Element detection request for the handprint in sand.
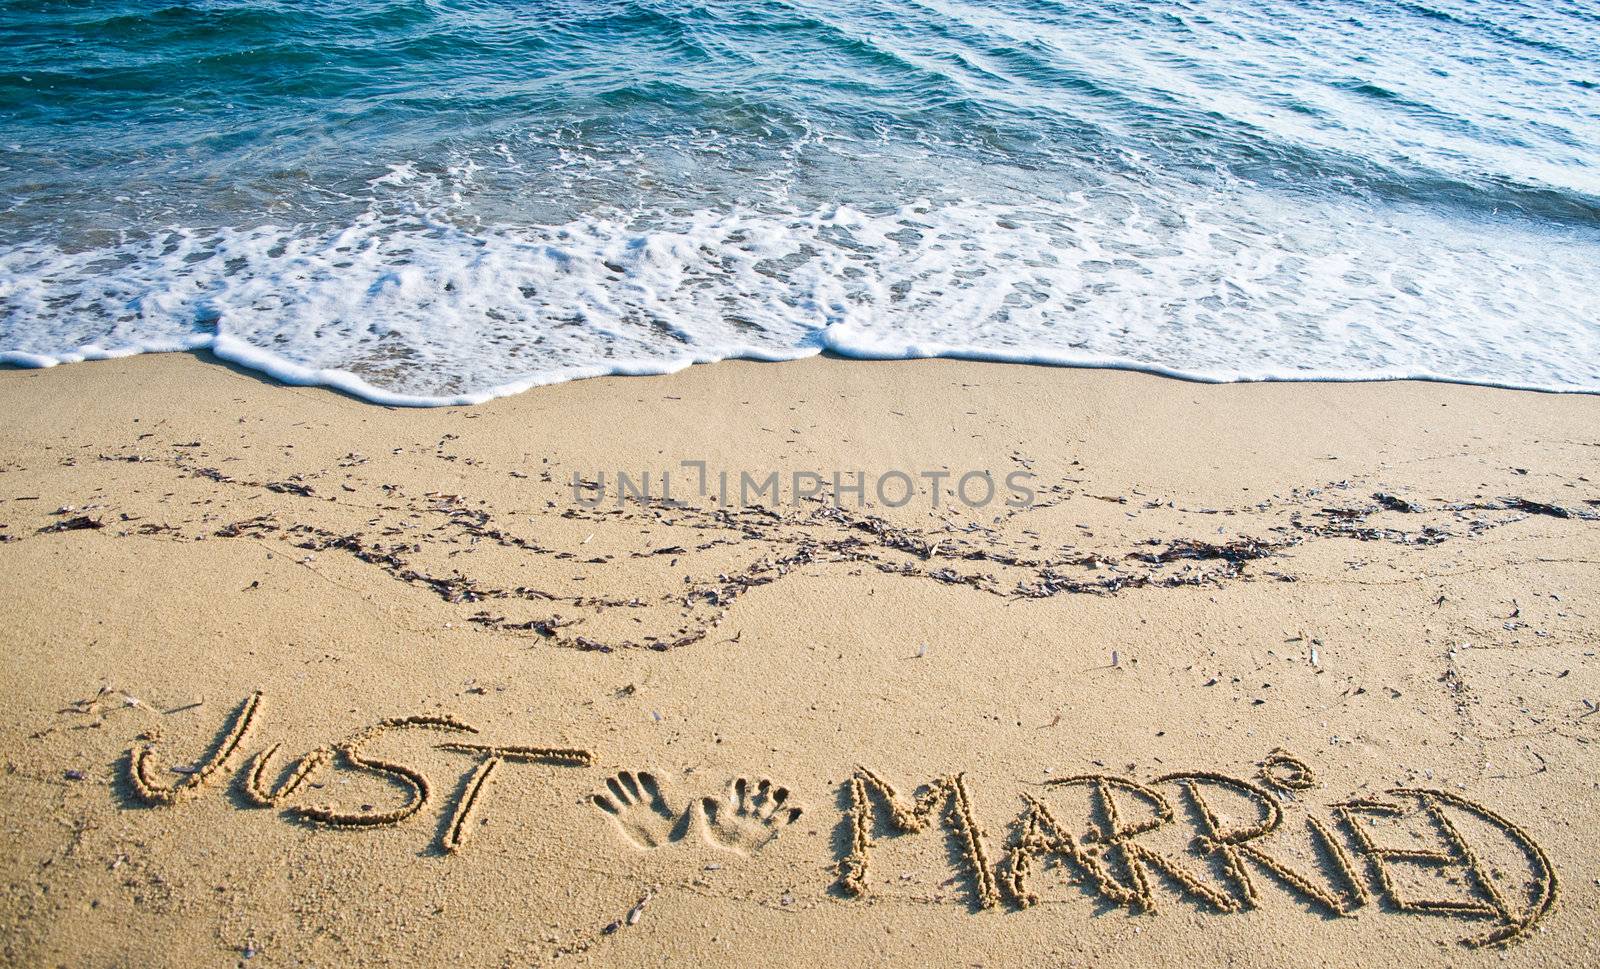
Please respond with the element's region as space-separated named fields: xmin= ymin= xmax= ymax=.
xmin=698 ymin=776 xmax=804 ymax=854
xmin=591 ymin=770 xmax=687 ymax=849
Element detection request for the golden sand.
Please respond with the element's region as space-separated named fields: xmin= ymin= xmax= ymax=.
xmin=1 ymin=353 xmax=1597 ymax=966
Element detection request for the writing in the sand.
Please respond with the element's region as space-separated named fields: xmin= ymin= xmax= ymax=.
xmin=121 ymin=693 xmax=1556 ymax=950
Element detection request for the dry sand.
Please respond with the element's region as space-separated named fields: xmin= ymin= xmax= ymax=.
xmin=1 ymin=352 xmax=1597 ymax=967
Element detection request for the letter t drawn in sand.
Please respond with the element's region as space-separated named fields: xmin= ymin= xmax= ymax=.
xmin=435 ymin=742 xmax=595 ymax=853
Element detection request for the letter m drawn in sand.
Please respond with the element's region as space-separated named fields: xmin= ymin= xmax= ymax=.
xmin=837 ymin=766 xmax=999 ymax=909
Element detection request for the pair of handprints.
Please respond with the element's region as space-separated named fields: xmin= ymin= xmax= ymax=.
xmin=591 ymin=770 xmax=803 ymax=855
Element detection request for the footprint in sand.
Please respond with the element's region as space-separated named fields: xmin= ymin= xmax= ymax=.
xmin=698 ymin=776 xmax=804 ymax=854
xmin=591 ymin=770 xmax=685 ymax=849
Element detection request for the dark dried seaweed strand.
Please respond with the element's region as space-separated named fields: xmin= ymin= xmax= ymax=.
xmin=129 ymin=691 xmax=263 ymax=805
xmin=1389 ymin=788 xmax=1559 ymax=949
xmin=443 ymin=755 xmax=501 ymax=853
xmin=126 ymin=454 xmax=1599 ymax=651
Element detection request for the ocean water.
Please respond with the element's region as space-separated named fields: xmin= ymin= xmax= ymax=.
xmin=1 ymin=0 xmax=1597 ymax=404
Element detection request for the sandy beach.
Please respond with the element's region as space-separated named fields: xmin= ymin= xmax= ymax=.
xmin=1 ymin=352 xmax=1597 ymax=967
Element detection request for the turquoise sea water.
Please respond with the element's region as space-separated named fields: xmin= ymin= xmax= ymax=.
xmin=2 ymin=0 xmax=1598 ymax=402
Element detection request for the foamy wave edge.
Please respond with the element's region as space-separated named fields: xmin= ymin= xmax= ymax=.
xmin=5 ymin=330 xmax=1597 ymax=407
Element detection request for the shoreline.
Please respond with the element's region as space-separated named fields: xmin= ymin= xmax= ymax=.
xmin=2 ymin=352 xmax=1598 ymax=967
xmin=6 ymin=342 xmax=1600 ymax=409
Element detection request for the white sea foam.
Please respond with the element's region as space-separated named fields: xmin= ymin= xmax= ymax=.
xmin=6 ymin=0 xmax=1599 ymax=404
xmin=3 ymin=184 xmax=1598 ymax=404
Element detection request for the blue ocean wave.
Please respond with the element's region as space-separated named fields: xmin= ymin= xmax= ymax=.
xmin=1 ymin=0 xmax=1597 ymax=399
